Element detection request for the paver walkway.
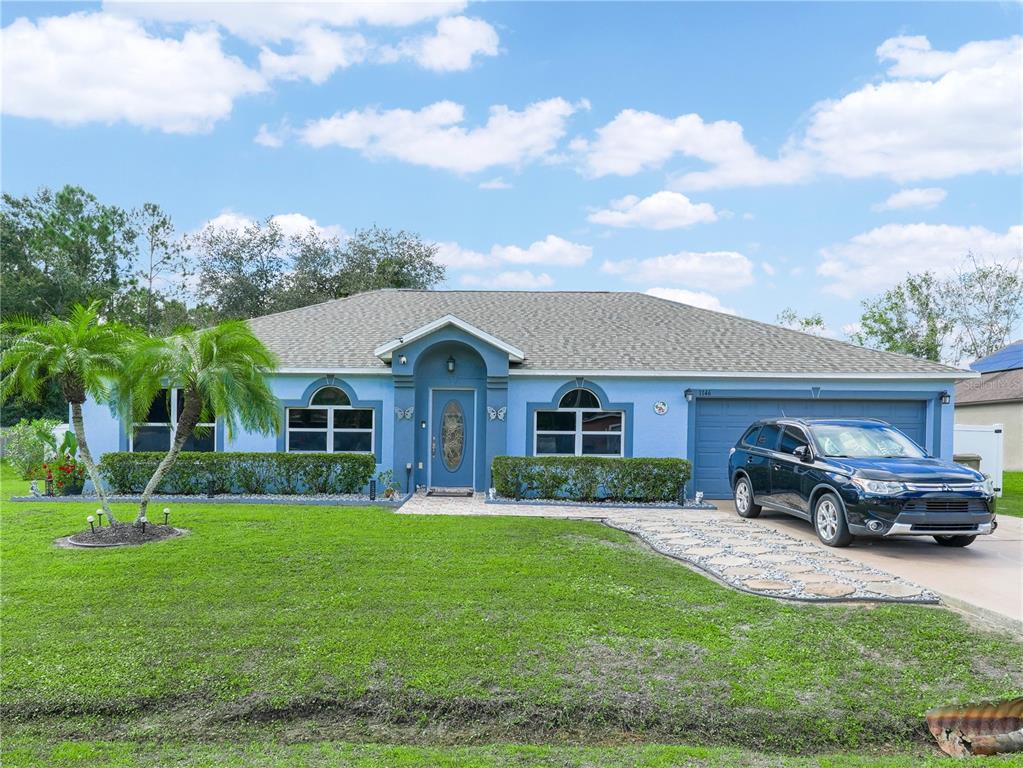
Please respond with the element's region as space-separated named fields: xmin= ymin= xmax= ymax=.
xmin=397 ymin=493 xmax=935 ymax=603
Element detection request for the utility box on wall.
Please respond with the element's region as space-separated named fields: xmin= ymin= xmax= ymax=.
xmin=954 ymin=423 xmax=1004 ymax=497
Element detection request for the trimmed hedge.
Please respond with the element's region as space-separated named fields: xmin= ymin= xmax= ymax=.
xmin=492 ymin=456 xmax=691 ymax=503
xmin=99 ymin=452 xmax=376 ymax=496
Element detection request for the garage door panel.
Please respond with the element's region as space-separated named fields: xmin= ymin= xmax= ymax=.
xmin=693 ymin=398 xmax=928 ymax=498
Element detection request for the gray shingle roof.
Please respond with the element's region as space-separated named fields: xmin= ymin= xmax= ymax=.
xmin=246 ymin=289 xmax=969 ymax=376
xmin=956 ymin=369 xmax=1023 ymax=404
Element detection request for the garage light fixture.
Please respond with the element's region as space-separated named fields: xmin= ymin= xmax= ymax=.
xmin=447 ymin=356 xmax=456 ymax=373
xmin=684 ymin=389 xmax=694 ymax=402
xmin=940 ymin=391 xmax=951 ymax=405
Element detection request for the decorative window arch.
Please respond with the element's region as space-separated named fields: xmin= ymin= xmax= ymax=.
xmin=533 ymin=386 xmax=625 ymax=457
xmin=286 ymin=384 xmax=374 ymax=454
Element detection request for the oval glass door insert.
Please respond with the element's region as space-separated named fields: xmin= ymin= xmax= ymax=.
xmin=441 ymin=400 xmax=465 ymax=471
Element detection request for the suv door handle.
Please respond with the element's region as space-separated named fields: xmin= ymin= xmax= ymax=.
xmin=772 ymin=463 xmax=783 ymax=470
xmin=746 ymin=456 xmax=754 ymax=463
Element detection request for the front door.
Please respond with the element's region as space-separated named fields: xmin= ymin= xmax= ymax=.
xmin=430 ymin=389 xmax=475 ymax=488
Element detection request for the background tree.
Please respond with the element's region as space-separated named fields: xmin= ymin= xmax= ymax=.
xmin=851 ymin=257 xmax=1022 ymax=364
xmin=776 ymin=308 xmax=829 ymax=337
xmin=131 ymin=203 xmax=191 ymax=334
xmin=190 ymin=218 xmax=288 ymax=321
xmin=945 ymin=253 xmax=1023 ymax=362
xmin=0 ymin=302 xmax=136 ymax=521
xmin=850 ymin=272 xmax=952 ymax=362
xmin=126 ymin=321 xmax=279 ymax=522
xmin=0 ymin=186 xmax=137 ymax=321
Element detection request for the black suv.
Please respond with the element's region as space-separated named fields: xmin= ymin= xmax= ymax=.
xmin=727 ymin=418 xmax=996 ymax=547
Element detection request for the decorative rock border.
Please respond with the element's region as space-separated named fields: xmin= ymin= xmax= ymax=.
xmin=14 ymin=491 xmax=413 ymax=508
xmin=485 ymin=496 xmax=718 ymax=511
xmin=605 ymin=513 xmax=939 ymax=604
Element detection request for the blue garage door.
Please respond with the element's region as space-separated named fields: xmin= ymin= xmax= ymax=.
xmin=693 ymin=398 xmax=928 ymax=498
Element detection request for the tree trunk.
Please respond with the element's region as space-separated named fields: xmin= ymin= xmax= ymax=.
xmin=137 ymin=387 xmax=202 ymax=523
xmin=70 ymin=401 xmax=117 ymax=524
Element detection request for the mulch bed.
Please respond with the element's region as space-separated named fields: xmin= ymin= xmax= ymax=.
xmin=66 ymin=523 xmax=184 ymax=548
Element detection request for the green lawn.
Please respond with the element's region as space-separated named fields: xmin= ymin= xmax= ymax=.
xmin=1 ymin=460 xmax=33 ymax=499
xmin=2 ymin=497 xmax=1021 ymax=767
xmin=999 ymin=471 xmax=1023 ymax=518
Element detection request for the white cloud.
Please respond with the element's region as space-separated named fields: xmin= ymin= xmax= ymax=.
xmin=818 ymin=223 xmax=1023 ymax=298
xmin=259 ymin=27 xmax=368 ymax=83
xmin=388 ymin=16 xmax=499 ymax=72
xmin=300 ymin=99 xmax=580 ymax=174
xmin=761 ymin=262 xmax=776 ymax=276
xmin=254 ymin=122 xmax=287 ymax=148
xmin=572 ymin=35 xmax=1021 ymax=189
xmin=491 ymin=235 xmax=591 ymax=267
xmin=804 ymin=35 xmax=1022 ymax=182
xmin=460 ymin=270 xmax=553 ymax=290
xmin=435 ymin=235 xmax=591 ymax=271
xmin=872 ymin=187 xmax=947 ymax=212
xmin=434 ymin=242 xmax=493 ymax=270
xmin=588 ymin=191 xmax=717 ymax=230
xmin=572 ymin=108 xmax=812 ymax=189
xmin=601 ymin=251 xmax=754 ymax=291
xmin=478 ymin=177 xmax=511 ymax=190
xmin=104 ymin=2 xmax=465 ymax=42
xmin=201 ymin=211 xmax=344 ymax=239
xmin=1 ymin=12 xmax=265 ymax=133
xmin=644 ymin=287 xmax=737 ymax=315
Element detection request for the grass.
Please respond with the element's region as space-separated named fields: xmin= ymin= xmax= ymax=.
xmin=1 ymin=495 xmax=1021 ymax=768
xmin=1 ymin=460 xmax=33 ymax=499
xmin=999 ymin=471 xmax=1023 ymax=518
xmin=7 ymin=735 xmax=1023 ymax=768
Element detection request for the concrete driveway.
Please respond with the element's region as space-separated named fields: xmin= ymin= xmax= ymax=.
xmin=709 ymin=499 xmax=1023 ymax=630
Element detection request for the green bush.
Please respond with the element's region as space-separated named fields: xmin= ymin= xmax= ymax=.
xmin=492 ymin=456 xmax=691 ymax=503
xmin=0 ymin=418 xmax=62 ymax=479
xmin=99 ymin=452 xmax=376 ymax=495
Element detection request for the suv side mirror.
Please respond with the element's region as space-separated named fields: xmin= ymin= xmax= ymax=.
xmin=793 ymin=445 xmax=813 ymax=463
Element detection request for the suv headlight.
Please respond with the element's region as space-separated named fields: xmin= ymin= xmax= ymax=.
xmin=851 ymin=477 xmax=907 ymax=496
xmin=973 ymin=476 xmax=995 ymax=495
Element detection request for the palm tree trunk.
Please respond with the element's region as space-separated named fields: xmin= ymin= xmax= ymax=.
xmin=70 ymin=401 xmax=116 ymax=524
xmin=137 ymin=390 xmax=202 ymax=523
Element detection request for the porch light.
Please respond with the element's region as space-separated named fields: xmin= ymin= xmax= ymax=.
xmin=447 ymin=356 xmax=456 ymax=373
xmin=940 ymin=391 xmax=951 ymax=405
xmin=398 ymin=354 xmax=407 ymax=365
xmin=684 ymin=389 xmax=694 ymax=402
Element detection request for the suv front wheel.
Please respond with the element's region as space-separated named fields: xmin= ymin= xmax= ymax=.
xmin=733 ymin=475 xmax=761 ymax=518
xmin=813 ymin=492 xmax=852 ymax=547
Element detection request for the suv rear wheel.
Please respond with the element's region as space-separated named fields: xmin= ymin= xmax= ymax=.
xmin=733 ymin=476 xmax=761 ymax=518
xmin=813 ymin=492 xmax=852 ymax=547
xmin=933 ymin=535 xmax=976 ymax=547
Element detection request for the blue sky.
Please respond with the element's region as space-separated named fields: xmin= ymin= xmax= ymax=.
xmin=2 ymin=2 xmax=1020 ymax=337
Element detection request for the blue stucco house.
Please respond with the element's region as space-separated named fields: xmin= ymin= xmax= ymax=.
xmin=82 ymin=290 xmax=974 ymax=498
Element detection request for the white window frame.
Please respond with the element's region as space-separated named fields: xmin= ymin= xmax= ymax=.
xmin=533 ymin=396 xmax=625 ymax=458
xmin=130 ymin=388 xmax=216 ymax=452
xmin=285 ymin=388 xmax=374 ymax=454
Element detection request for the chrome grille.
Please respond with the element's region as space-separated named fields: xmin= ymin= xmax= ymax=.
xmin=904 ymin=482 xmax=977 ymax=492
xmin=903 ymin=498 xmax=989 ymax=514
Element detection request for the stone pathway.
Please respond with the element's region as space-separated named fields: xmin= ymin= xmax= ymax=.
xmin=397 ymin=493 xmax=936 ymax=604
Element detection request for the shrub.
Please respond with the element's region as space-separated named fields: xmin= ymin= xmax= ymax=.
xmin=491 ymin=456 xmax=691 ymax=503
xmin=99 ymin=452 xmax=376 ymax=496
xmin=0 ymin=418 xmax=62 ymax=479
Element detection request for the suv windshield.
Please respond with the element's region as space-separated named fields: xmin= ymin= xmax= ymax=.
xmin=809 ymin=424 xmax=926 ymax=459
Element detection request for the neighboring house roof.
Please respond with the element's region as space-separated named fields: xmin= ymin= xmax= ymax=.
xmin=970 ymin=340 xmax=1023 ymax=374
xmin=246 ymin=289 xmax=970 ymax=377
xmin=956 ymin=368 xmax=1023 ymax=405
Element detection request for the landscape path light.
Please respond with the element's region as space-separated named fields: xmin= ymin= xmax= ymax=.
xmin=87 ymin=515 xmax=95 ymax=533
xmin=163 ymin=507 xmax=170 ymax=525
xmin=96 ymin=509 xmax=104 ymax=526
xmin=140 ymin=515 xmax=147 ymax=534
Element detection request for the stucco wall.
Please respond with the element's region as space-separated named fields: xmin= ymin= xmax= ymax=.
xmin=956 ymin=402 xmax=1023 ymax=471
xmin=80 ymin=372 xmax=959 ymax=491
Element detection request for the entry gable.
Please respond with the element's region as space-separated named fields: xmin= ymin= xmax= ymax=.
xmin=373 ymin=314 xmax=525 ymax=363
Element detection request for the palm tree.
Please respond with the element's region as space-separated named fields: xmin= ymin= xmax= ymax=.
xmin=126 ymin=320 xmax=279 ymax=521
xmin=1 ymin=302 xmax=136 ymax=522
